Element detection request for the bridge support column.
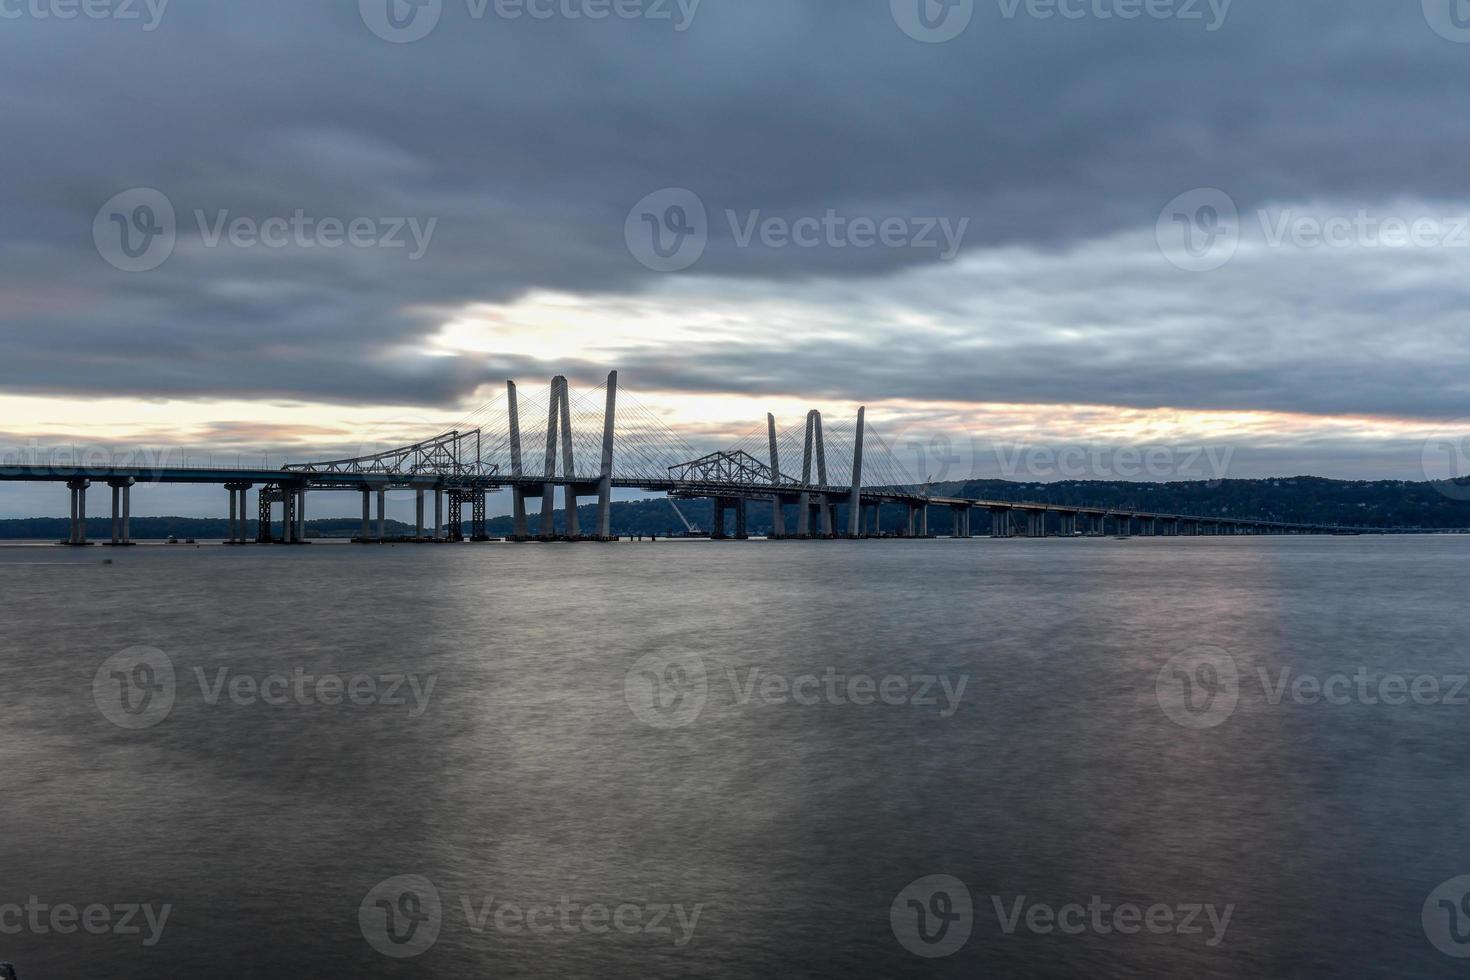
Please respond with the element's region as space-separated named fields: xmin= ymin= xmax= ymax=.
xmin=768 ymin=414 xmax=787 ymax=540
xmin=597 ymin=370 xmax=618 ymax=541
xmin=434 ymin=488 xmax=444 ymax=541
xmin=734 ymin=499 xmax=748 ymax=540
xmin=296 ymin=489 xmax=307 ymax=542
xmin=472 ymin=492 xmax=488 ymax=541
xmin=508 ymin=380 xmax=530 ymax=541
xmin=376 ymin=488 xmax=387 ymax=541
xmin=223 ymin=482 xmax=249 ymax=544
xmin=280 ymin=490 xmax=295 ymax=543
xmin=711 ymin=498 xmax=727 ymax=540
xmin=847 ymin=407 xmax=866 ymax=538
xmin=256 ymin=493 xmax=273 ymax=543
xmin=512 ymin=488 xmax=530 ymax=541
xmin=416 ymin=490 xmax=426 ymax=540
xmin=918 ymin=503 xmax=928 ymax=537
xmin=359 ymin=489 xmax=372 ymax=542
xmin=107 ymin=479 xmax=135 ymax=545
xmin=65 ymin=479 xmax=89 ymax=545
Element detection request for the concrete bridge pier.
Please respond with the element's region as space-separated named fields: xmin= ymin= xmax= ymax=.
xmin=63 ymin=479 xmax=90 ymax=545
xmin=279 ymin=489 xmax=296 ymax=544
xmin=223 ymin=482 xmax=250 ymax=545
xmin=294 ymin=488 xmax=307 ymax=542
xmin=990 ymin=506 xmax=1010 ymax=538
xmin=415 ymin=489 xmax=426 ymax=540
xmin=711 ymin=498 xmax=727 ymax=540
xmin=1115 ymin=514 xmax=1132 ymax=537
xmin=434 ymin=488 xmax=444 ymax=541
xmin=376 ymin=488 xmax=387 ymax=541
xmin=511 ymin=487 xmax=531 ymax=540
xmin=105 ymin=478 xmax=136 ymax=546
xmin=1024 ymin=509 xmax=1046 ymax=538
xmin=358 ymin=488 xmax=372 ymax=542
xmin=734 ymin=498 xmax=748 ymax=540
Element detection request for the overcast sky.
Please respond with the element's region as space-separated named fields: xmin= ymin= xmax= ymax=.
xmin=2 ymin=0 xmax=1469 ymax=516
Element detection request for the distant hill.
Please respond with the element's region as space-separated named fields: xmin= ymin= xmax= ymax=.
xmin=2 ymin=477 xmax=1467 ymax=539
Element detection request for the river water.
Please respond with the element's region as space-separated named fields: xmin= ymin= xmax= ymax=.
xmin=1 ymin=536 xmax=1466 ymax=978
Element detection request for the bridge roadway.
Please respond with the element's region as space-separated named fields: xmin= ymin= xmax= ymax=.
xmin=0 ymin=462 xmax=1358 ymax=545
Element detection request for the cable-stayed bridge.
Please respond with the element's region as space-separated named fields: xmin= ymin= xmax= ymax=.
xmin=1 ymin=371 xmax=1363 ymax=545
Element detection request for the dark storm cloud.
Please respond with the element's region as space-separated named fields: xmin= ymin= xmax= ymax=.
xmin=0 ymin=0 xmax=1468 ymax=416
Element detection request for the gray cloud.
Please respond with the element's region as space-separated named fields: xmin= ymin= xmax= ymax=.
xmin=0 ymin=0 xmax=1467 ymax=431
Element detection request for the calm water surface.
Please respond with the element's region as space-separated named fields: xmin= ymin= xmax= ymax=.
xmin=1 ymin=537 xmax=1466 ymax=978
